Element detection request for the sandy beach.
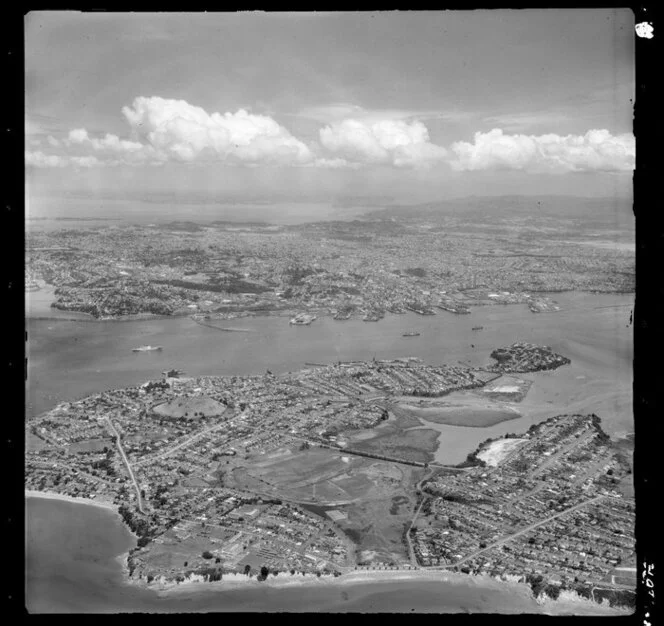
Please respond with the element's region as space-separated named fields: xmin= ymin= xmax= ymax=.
xmin=150 ymin=567 xmax=525 ymax=595
xmin=147 ymin=569 xmax=629 ymax=615
xmin=25 ymin=489 xmax=119 ymax=512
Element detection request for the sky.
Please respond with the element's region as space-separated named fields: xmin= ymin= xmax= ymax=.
xmin=25 ymin=10 xmax=635 ymax=204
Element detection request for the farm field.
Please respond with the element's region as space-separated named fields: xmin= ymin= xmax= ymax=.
xmin=229 ymin=446 xmax=414 ymax=505
xmin=329 ymin=462 xmax=425 ymax=566
xmin=225 ymin=445 xmax=425 ymax=566
xmin=351 ymin=428 xmax=440 ymax=464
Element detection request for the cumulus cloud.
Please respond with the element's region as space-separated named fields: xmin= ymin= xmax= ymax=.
xmin=66 ymin=127 xmax=161 ymax=165
xmin=121 ymin=96 xmax=314 ymax=165
xmin=68 ymin=128 xmax=90 ymax=144
xmin=306 ymin=157 xmax=360 ymax=170
xmin=25 ymin=96 xmax=635 ymax=175
xmin=28 ymin=97 xmax=317 ymax=169
xmin=71 ymin=155 xmax=105 ymax=168
xmin=319 ymin=118 xmax=448 ymax=169
xmin=450 ymin=128 xmax=635 ymax=173
xmin=26 ymin=151 xmax=66 ymax=168
xmin=25 ymin=151 xmax=104 ymax=168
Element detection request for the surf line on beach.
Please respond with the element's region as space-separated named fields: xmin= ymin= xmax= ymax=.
xmin=145 ymin=567 xmax=510 ymax=595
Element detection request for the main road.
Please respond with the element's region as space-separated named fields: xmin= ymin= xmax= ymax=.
xmin=105 ymin=417 xmax=145 ymax=513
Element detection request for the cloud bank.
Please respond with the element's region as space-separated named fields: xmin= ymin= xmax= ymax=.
xmin=319 ymin=118 xmax=448 ymax=169
xmin=121 ymin=96 xmax=314 ymax=166
xmin=450 ymin=128 xmax=635 ymax=173
xmin=25 ymin=151 xmax=104 ymax=168
xmin=25 ymin=96 xmax=634 ymax=174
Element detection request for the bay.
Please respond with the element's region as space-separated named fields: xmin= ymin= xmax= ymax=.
xmin=26 ymin=198 xmax=376 ymax=227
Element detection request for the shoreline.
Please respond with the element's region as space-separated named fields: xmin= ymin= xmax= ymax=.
xmin=25 ymin=489 xmax=119 ymax=512
xmin=23 ymin=494 xmax=525 ymax=598
xmin=137 ymin=568 xmax=630 ymax=615
xmin=25 ymin=492 xmax=631 ymax=615
xmin=145 ymin=568 xmax=525 ymax=596
xmin=26 ymin=288 xmax=634 ymax=326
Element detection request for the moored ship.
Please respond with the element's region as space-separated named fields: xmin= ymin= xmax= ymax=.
xmin=402 ymin=332 xmax=421 ymax=337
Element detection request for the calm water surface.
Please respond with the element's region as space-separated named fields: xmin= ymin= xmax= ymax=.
xmin=26 ymin=199 xmax=376 ymax=227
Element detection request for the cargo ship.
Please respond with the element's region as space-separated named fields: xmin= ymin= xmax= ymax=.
xmin=132 ymin=345 xmax=163 ymax=352
xmin=402 ymin=332 xmax=421 ymax=337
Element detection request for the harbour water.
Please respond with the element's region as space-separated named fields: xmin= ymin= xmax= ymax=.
xmin=26 ymin=198 xmax=377 ymax=228
xmin=26 ymin=291 xmax=634 ymax=451
xmin=25 ymin=290 xmax=633 ymax=613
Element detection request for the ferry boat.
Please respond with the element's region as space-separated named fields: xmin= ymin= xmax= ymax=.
xmin=132 ymin=345 xmax=163 ymax=352
xmin=402 ymin=332 xmax=421 ymax=337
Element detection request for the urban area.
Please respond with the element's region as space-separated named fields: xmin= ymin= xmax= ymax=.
xmin=25 ymin=341 xmax=635 ymax=608
xmin=26 ymin=203 xmax=634 ymax=322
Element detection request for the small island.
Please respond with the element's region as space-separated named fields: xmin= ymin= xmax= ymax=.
xmin=489 ymin=343 xmax=571 ymax=373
